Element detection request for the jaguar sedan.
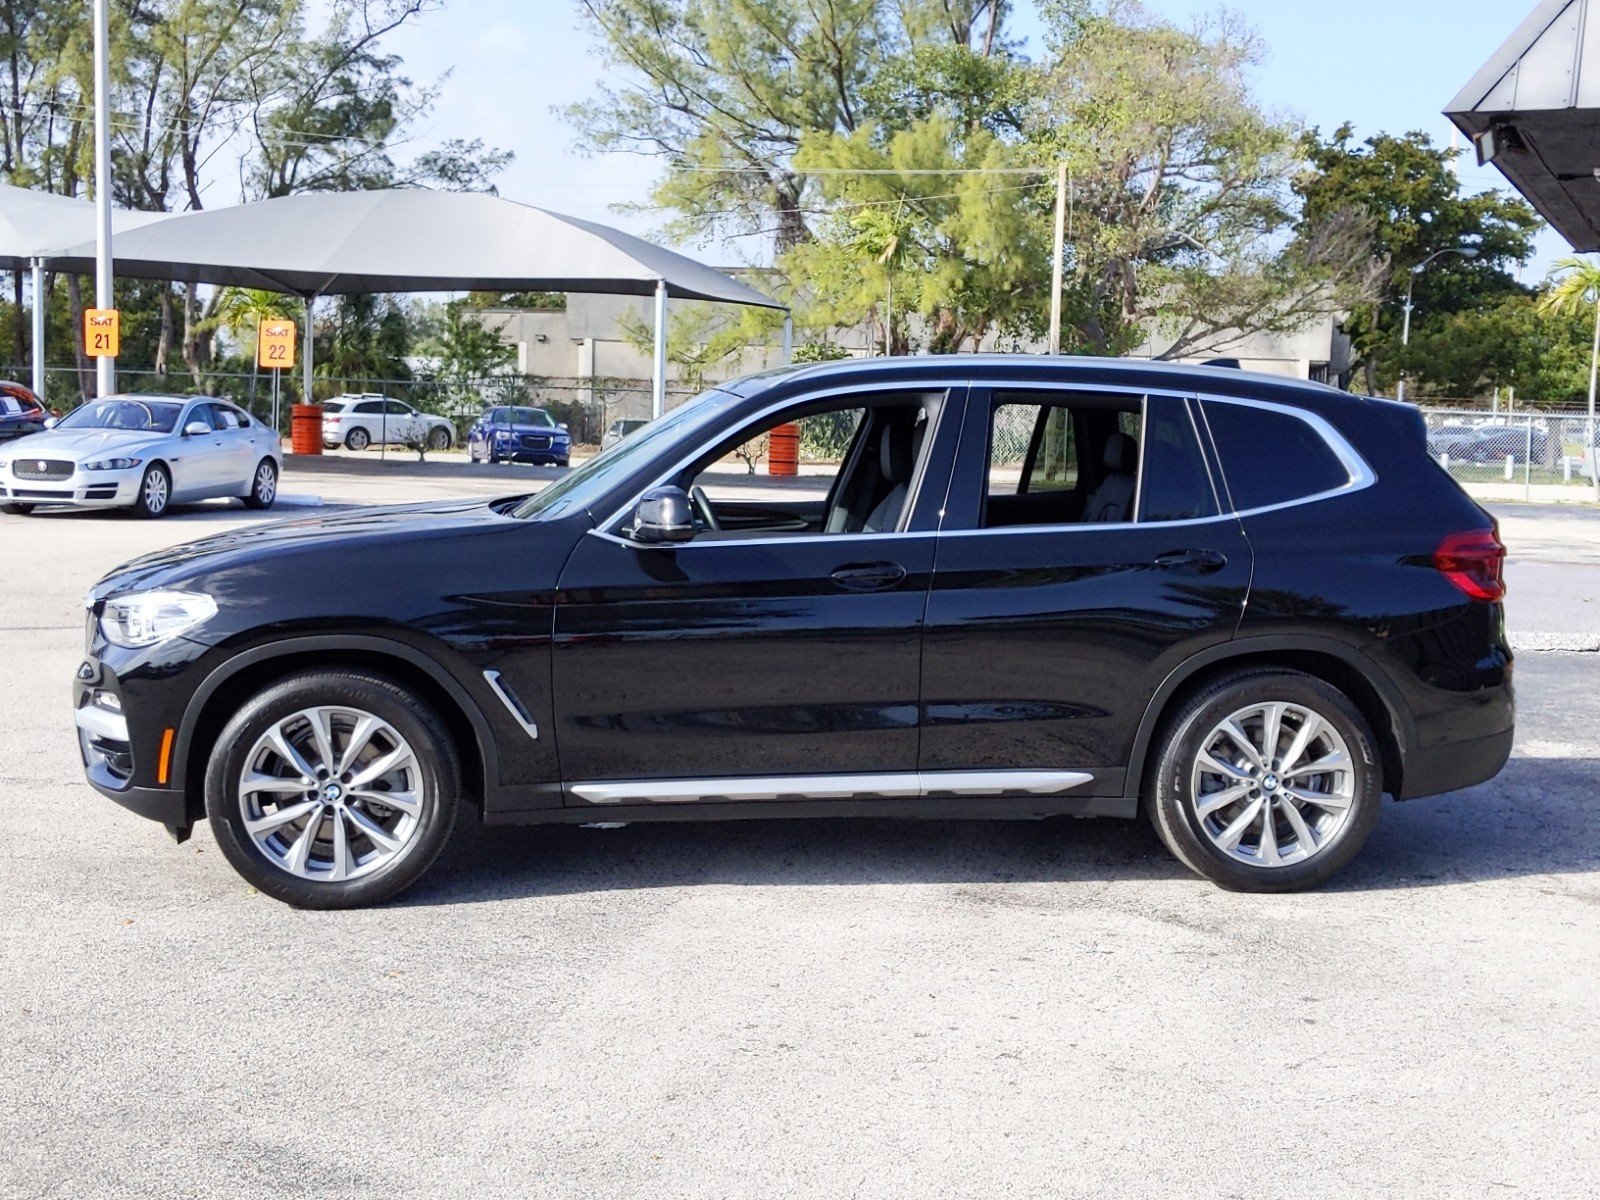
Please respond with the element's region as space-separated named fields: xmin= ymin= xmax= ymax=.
xmin=75 ymin=357 xmax=1512 ymax=907
xmin=1 ymin=395 xmax=280 ymax=518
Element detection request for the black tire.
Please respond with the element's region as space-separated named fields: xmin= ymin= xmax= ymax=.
xmin=0 ymin=501 xmax=33 ymax=515
xmin=130 ymin=462 xmax=172 ymax=519
xmin=344 ymin=427 xmax=371 ymax=452
xmin=1145 ymin=669 xmax=1381 ymax=893
xmin=243 ymin=458 xmax=278 ymax=509
xmin=487 ymin=445 xmax=501 ymax=465
xmin=205 ymin=670 xmax=462 ymax=909
xmin=428 ymin=426 xmax=452 ymax=451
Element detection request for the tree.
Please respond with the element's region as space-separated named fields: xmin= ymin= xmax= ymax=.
xmin=416 ymin=301 xmax=517 ymax=404
xmin=567 ymin=0 xmax=1009 ymax=253
xmin=1538 ymin=256 xmax=1600 ymax=417
xmin=1026 ymin=1 xmax=1379 ymax=359
xmin=1296 ymin=125 xmax=1541 ymax=391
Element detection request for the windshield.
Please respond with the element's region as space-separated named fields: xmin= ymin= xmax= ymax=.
xmin=512 ymin=389 xmax=740 ymax=521
xmin=55 ymin=398 xmax=184 ymax=433
xmin=493 ymin=407 xmax=554 ymax=427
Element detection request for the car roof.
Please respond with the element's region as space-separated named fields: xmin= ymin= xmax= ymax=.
xmin=721 ymin=354 xmax=1366 ymax=412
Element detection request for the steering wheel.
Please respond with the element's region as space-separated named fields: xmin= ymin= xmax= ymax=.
xmin=690 ymin=485 xmax=722 ymax=532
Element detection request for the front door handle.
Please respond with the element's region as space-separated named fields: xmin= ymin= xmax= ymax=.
xmin=1153 ymin=548 xmax=1228 ymax=574
xmin=830 ymin=562 xmax=907 ymax=591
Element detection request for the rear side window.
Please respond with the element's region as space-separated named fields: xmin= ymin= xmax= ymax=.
xmin=353 ymin=401 xmax=382 ymax=414
xmin=1203 ymin=400 xmax=1350 ymax=512
xmin=1140 ymin=397 xmax=1218 ymax=523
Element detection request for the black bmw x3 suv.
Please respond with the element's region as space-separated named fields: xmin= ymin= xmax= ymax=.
xmin=74 ymin=356 xmax=1513 ymax=907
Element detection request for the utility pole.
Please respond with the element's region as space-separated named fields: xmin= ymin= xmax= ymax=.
xmin=1048 ymin=162 xmax=1067 ymax=356
xmin=92 ymin=0 xmax=115 ymax=398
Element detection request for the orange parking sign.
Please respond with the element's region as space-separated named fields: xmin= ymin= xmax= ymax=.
xmin=84 ymin=308 xmax=119 ymax=358
xmin=257 ymin=318 xmax=297 ymax=369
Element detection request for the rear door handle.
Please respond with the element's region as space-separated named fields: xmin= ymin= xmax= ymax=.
xmin=830 ymin=562 xmax=907 ymax=591
xmin=1153 ymin=549 xmax=1228 ymax=573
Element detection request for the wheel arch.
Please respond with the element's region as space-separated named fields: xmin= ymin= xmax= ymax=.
xmin=173 ymin=635 xmax=497 ymax=824
xmin=1127 ymin=636 xmax=1413 ymax=804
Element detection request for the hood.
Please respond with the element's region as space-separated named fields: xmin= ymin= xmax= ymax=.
xmin=91 ymin=496 xmax=522 ymax=600
xmin=5 ymin=427 xmax=167 ymax=460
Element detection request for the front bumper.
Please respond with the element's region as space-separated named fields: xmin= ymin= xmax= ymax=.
xmin=2 ymin=466 xmax=141 ymax=507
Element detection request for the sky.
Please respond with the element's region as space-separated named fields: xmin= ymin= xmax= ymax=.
xmin=364 ymin=0 xmax=1566 ymax=277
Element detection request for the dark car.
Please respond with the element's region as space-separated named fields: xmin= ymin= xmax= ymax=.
xmin=1457 ymin=425 xmax=1551 ymax=465
xmin=466 ymin=405 xmax=571 ymax=466
xmin=75 ymin=357 xmax=1513 ymax=908
xmin=0 ymin=383 xmax=49 ymax=443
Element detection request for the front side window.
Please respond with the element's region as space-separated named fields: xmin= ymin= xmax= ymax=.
xmin=1203 ymin=399 xmax=1351 ymax=512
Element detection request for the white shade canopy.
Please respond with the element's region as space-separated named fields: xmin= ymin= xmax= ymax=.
xmin=0 ymin=183 xmax=168 ymax=269
xmin=40 ymin=187 xmax=786 ymax=309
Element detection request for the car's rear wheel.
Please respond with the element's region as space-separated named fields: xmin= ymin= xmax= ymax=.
xmin=243 ymin=458 xmax=278 ymax=509
xmin=1146 ymin=669 xmax=1381 ymax=892
xmin=131 ymin=462 xmax=171 ymax=519
xmin=0 ymin=501 xmax=33 ymax=515
xmin=344 ymin=427 xmax=370 ymax=452
xmin=428 ymin=426 xmax=451 ymax=451
xmin=206 ymin=671 xmax=460 ymax=909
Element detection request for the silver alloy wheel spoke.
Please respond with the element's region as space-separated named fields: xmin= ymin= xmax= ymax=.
xmin=237 ymin=705 xmax=426 ymax=884
xmin=1189 ymin=699 xmax=1356 ymax=869
xmin=257 ymin=463 xmax=276 ymax=501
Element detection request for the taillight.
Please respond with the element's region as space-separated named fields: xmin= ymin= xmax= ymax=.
xmin=1434 ymin=528 xmax=1506 ymax=601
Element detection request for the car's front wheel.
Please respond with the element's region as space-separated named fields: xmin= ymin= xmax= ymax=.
xmin=428 ymin=426 xmax=452 ymax=451
xmin=130 ymin=462 xmax=171 ymax=519
xmin=1146 ymin=669 xmax=1381 ymax=893
xmin=205 ymin=671 xmax=461 ymax=909
xmin=243 ymin=458 xmax=278 ymax=509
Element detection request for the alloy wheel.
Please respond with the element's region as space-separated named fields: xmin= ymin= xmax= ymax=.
xmin=143 ymin=468 xmax=168 ymax=514
xmin=237 ymin=706 xmax=427 ymax=882
xmin=255 ymin=462 xmax=277 ymax=504
xmin=1189 ymin=700 xmax=1356 ymax=868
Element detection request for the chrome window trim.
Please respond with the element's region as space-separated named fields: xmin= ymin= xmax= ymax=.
xmin=586 ymin=378 xmax=1375 ymax=551
xmin=570 ymin=768 xmax=1095 ymax=805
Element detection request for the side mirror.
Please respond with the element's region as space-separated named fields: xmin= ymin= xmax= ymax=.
xmin=630 ymin=485 xmax=696 ymax=544
xmin=183 ymin=420 xmax=210 ymax=437
xmin=43 ymin=416 xmax=58 ymax=430
xmin=558 ymin=422 xmax=569 ymax=431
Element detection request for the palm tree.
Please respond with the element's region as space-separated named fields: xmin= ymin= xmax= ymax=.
xmin=213 ymin=288 xmax=299 ymax=422
xmin=1538 ymin=256 xmax=1600 ymax=421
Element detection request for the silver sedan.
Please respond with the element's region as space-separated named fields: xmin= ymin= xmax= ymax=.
xmin=0 ymin=395 xmax=281 ymax=518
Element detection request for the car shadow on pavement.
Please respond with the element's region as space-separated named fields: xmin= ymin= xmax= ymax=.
xmin=396 ymin=755 xmax=1600 ymax=906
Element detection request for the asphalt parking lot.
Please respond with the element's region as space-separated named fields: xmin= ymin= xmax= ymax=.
xmin=2 ymin=469 xmax=1598 ymax=1199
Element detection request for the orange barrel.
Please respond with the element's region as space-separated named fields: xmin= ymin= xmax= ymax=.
xmin=290 ymin=404 xmax=324 ymax=456
xmin=768 ymin=422 xmax=799 ymax=476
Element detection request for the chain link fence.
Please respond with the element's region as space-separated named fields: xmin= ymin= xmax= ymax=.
xmin=1419 ymin=407 xmax=1600 ymax=500
xmin=2 ymin=366 xmax=701 ymax=451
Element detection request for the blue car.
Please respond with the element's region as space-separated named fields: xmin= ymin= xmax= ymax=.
xmin=467 ymin=405 xmax=571 ymax=467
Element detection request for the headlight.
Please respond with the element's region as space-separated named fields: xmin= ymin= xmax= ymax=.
xmin=100 ymin=590 xmax=217 ymax=648
xmin=84 ymin=457 xmax=143 ymax=471
xmin=493 ymin=429 xmax=515 ymax=439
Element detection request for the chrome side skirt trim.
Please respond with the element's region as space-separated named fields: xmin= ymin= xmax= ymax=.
xmin=570 ymin=769 xmax=1094 ymax=806
xmin=483 ymin=670 xmax=539 ymax=740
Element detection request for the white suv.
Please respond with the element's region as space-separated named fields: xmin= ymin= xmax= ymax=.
xmin=321 ymin=395 xmax=454 ymax=451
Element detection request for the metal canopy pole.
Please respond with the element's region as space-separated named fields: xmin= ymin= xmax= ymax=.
xmin=782 ymin=314 xmax=793 ymax=363
xmin=92 ymin=0 xmax=115 ymax=398
xmin=1048 ymin=162 xmax=1067 ymax=355
xmin=30 ymin=258 xmax=45 ymax=400
xmin=651 ymin=279 xmax=668 ymax=419
xmin=303 ymin=293 xmax=317 ymax=411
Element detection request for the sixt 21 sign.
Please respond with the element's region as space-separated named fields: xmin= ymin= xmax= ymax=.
xmin=84 ymin=308 xmax=120 ymax=358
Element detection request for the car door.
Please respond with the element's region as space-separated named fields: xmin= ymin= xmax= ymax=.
xmin=169 ymin=402 xmax=229 ymax=499
xmin=385 ymin=400 xmax=420 ymax=444
xmin=918 ymin=384 xmax=1252 ymax=795
xmin=210 ymin=404 xmax=259 ymax=491
xmin=548 ymin=385 xmax=964 ymax=801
